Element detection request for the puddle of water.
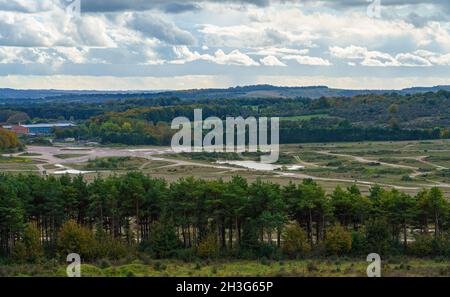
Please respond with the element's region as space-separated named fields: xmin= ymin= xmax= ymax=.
xmin=126 ymin=148 xmax=175 ymax=155
xmin=53 ymin=164 xmax=93 ymax=175
xmin=216 ymin=160 xmax=304 ymax=171
xmin=149 ymin=157 xmax=167 ymax=161
xmin=53 ymin=169 xmax=94 ymax=175
xmin=145 ymin=150 xmax=175 ymax=155
xmin=60 ymin=147 xmax=92 ymax=151
xmin=287 ymin=165 xmax=305 ymax=170
xmin=217 ymin=160 xmax=281 ymax=171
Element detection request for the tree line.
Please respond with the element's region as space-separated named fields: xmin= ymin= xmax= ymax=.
xmin=0 ymin=173 xmax=449 ymax=263
xmin=5 ymin=90 xmax=450 ymax=145
xmin=54 ymin=111 xmax=449 ymax=146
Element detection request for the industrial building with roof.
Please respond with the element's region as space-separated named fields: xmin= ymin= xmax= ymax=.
xmin=2 ymin=123 xmax=76 ymax=135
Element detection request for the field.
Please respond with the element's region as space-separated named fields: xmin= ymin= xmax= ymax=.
xmin=1 ymin=140 xmax=449 ymax=278
xmin=280 ymin=114 xmax=338 ymax=121
xmin=1 ymin=258 xmax=448 ymax=277
xmin=2 ymin=139 xmax=450 ymax=195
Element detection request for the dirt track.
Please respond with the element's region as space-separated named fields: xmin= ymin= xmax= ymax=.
xmin=3 ymin=145 xmax=449 ymax=191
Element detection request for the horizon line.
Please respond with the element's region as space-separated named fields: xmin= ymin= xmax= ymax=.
xmin=1 ymin=84 xmax=449 ymax=93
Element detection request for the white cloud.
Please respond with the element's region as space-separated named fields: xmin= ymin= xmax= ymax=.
xmin=0 ymin=0 xmax=55 ymax=13
xmin=0 ymin=11 xmax=115 ymax=47
xmin=260 ymin=55 xmax=286 ymax=66
xmin=0 ymin=12 xmax=59 ymax=46
xmin=0 ymin=1 xmax=449 ymax=89
xmin=414 ymin=50 xmax=450 ymax=66
xmin=330 ymin=45 xmax=439 ymax=67
xmin=329 ymin=45 xmax=368 ymax=60
xmin=212 ymin=49 xmax=259 ymax=66
xmin=395 ymin=53 xmax=432 ymax=67
xmin=199 ymin=23 xmax=316 ymax=48
xmin=0 ymin=47 xmax=89 ymax=65
xmin=172 ymin=46 xmax=259 ymax=66
xmin=249 ymin=47 xmax=310 ymax=56
xmin=425 ymin=22 xmax=450 ymax=51
xmin=72 ymin=16 xmax=116 ymax=47
xmin=282 ymin=55 xmax=332 ymax=66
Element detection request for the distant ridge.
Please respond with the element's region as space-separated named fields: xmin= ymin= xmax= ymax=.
xmin=0 ymin=89 xmax=159 ymax=100
xmin=147 ymin=84 xmax=450 ymax=99
xmin=1 ymin=84 xmax=450 ymax=101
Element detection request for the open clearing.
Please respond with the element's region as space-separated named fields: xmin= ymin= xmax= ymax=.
xmin=1 ymin=258 xmax=448 ymax=277
xmin=1 ymin=139 xmax=450 ymax=195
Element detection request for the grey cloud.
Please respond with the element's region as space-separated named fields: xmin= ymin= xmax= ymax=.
xmin=80 ymin=0 xmax=166 ymax=13
xmin=161 ymin=3 xmax=201 ymax=14
xmin=304 ymin=0 xmax=449 ymax=8
xmin=1 ymin=0 xmax=449 ymax=14
xmin=0 ymin=19 xmax=53 ymax=46
xmin=301 ymin=0 xmax=450 ymax=19
xmin=0 ymin=0 xmax=55 ymax=13
xmin=79 ymin=0 xmax=271 ymax=13
xmin=128 ymin=14 xmax=196 ymax=45
xmin=406 ymin=12 xmax=432 ymax=27
xmin=302 ymin=0 xmax=450 ymax=25
xmin=264 ymin=28 xmax=291 ymax=44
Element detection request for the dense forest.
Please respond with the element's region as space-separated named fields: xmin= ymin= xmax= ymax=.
xmin=0 ymin=173 xmax=448 ymax=263
xmin=2 ymin=90 xmax=450 ymax=145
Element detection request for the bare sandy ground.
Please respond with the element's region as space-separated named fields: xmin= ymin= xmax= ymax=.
xmin=2 ymin=145 xmax=449 ymax=191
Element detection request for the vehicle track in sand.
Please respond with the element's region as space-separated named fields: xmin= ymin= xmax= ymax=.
xmin=3 ymin=145 xmax=449 ymax=191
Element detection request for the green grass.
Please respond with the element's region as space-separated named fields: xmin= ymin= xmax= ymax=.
xmin=54 ymin=154 xmax=88 ymax=159
xmin=68 ymin=157 xmax=151 ymax=171
xmin=0 ymin=164 xmax=38 ymax=171
xmin=0 ymin=156 xmax=32 ymax=163
xmin=280 ymin=114 xmax=334 ymax=121
xmin=43 ymin=164 xmax=60 ymax=170
xmin=1 ymin=258 xmax=448 ymax=277
xmin=18 ymin=152 xmax=42 ymax=157
xmin=173 ymin=152 xmax=296 ymax=165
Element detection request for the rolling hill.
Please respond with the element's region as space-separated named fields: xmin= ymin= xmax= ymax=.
xmin=2 ymin=85 xmax=450 ymax=101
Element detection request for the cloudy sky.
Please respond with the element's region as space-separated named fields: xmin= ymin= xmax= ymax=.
xmin=0 ymin=0 xmax=450 ymax=90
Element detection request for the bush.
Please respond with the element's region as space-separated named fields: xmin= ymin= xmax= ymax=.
xmin=197 ymin=233 xmax=219 ymax=259
xmin=306 ymin=261 xmax=319 ymax=272
xmin=57 ymin=220 xmax=97 ymax=261
xmin=324 ymin=225 xmax=352 ymax=255
xmin=11 ymin=242 xmax=27 ymax=264
xmin=12 ymin=223 xmax=44 ymax=263
xmin=408 ymin=234 xmax=450 ymax=257
xmin=365 ymin=218 xmax=390 ymax=255
xmin=153 ymin=261 xmax=167 ymax=271
xmin=22 ymin=223 xmax=44 ymax=263
xmin=173 ymin=248 xmax=198 ymax=262
xmin=389 ymin=239 xmax=405 ymax=256
xmin=282 ymin=224 xmax=311 ymax=258
xmin=239 ymin=219 xmax=260 ymax=255
xmin=142 ymin=221 xmax=181 ymax=258
xmin=237 ymin=242 xmax=281 ymax=260
xmin=408 ymin=233 xmax=434 ymax=257
xmin=256 ymin=244 xmax=282 ymax=260
xmin=432 ymin=236 xmax=450 ymax=257
xmin=351 ymin=230 xmax=368 ymax=255
xmin=95 ymin=232 xmax=130 ymax=260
